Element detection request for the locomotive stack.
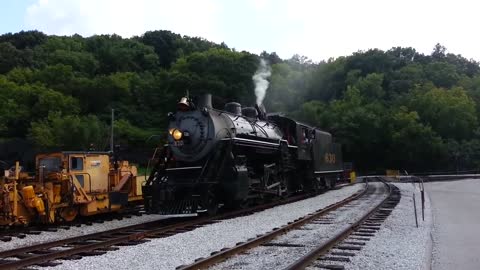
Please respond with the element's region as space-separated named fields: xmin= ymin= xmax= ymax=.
xmin=143 ymin=93 xmax=344 ymax=214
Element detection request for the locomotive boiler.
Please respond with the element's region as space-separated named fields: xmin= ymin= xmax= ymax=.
xmin=142 ymin=94 xmax=343 ymax=214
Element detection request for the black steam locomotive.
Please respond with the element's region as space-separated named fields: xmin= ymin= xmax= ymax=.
xmin=142 ymin=94 xmax=343 ymax=214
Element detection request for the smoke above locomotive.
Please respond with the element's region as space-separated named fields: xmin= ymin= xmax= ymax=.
xmin=252 ymin=58 xmax=271 ymax=106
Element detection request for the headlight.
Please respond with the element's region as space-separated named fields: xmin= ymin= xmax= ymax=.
xmin=172 ymin=129 xmax=183 ymax=141
xmin=168 ymin=128 xmax=175 ymax=135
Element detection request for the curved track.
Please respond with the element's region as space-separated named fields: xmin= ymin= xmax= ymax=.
xmin=178 ymin=178 xmax=399 ymax=270
xmin=0 ymin=188 xmax=335 ymax=269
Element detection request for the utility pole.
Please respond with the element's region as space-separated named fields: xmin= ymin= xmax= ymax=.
xmin=111 ymin=108 xmax=114 ymax=153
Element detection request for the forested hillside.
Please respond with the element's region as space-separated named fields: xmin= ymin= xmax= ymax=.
xmin=1 ymin=30 xmax=480 ymax=172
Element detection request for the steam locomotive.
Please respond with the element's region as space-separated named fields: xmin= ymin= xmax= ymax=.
xmin=142 ymin=94 xmax=343 ymax=214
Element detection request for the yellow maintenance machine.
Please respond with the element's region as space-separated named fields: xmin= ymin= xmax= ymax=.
xmin=0 ymin=152 xmax=141 ymax=226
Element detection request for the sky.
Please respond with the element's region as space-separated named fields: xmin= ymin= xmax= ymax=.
xmin=0 ymin=0 xmax=479 ymax=62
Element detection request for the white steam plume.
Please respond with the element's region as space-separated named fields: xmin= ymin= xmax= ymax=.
xmin=252 ymin=59 xmax=271 ymax=106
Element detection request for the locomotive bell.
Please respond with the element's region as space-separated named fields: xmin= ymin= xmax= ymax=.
xmin=177 ymin=97 xmax=190 ymax=111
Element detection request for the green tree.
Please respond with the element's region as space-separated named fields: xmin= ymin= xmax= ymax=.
xmin=0 ymin=30 xmax=47 ymax=49
xmin=86 ymin=35 xmax=159 ymax=73
xmin=424 ymin=61 xmax=459 ymax=88
xmin=409 ymin=86 xmax=477 ymax=140
xmin=387 ymin=107 xmax=446 ymax=170
xmin=29 ymin=113 xmax=108 ymax=150
xmin=0 ymin=42 xmax=21 ymax=73
xmin=350 ymin=73 xmax=385 ymax=100
xmin=171 ymin=48 xmax=257 ymax=104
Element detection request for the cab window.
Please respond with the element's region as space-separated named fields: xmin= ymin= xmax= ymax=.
xmin=38 ymin=157 xmax=61 ymax=173
xmin=71 ymin=157 xmax=84 ymax=170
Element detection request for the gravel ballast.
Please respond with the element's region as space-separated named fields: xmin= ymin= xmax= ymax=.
xmin=211 ymin=182 xmax=388 ymax=270
xmin=342 ymin=182 xmax=433 ymax=270
xmin=0 ymin=214 xmax=179 ymax=252
xmin=43 ymin=184 xmax=364 ymax=270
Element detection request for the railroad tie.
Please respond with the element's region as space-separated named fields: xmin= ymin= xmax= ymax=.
xmin=364 ymin=222 xmax=382 ymax=226
xmin=0 ymin=236 xmax=12 ymax=242
xmin=42 ymin=228 xmax=59 ymax=232
xmin=312 ymin=263 xmax=345 ymax=270
xmin=145 ymin=234 xmax=167 ymax=239
xmin=343 ymin=241 xmax=366 ymax=246
xmin=16 ymin=233 xmax=26 ymax=239
xmin=25 ymin=230 xmax=42 ymax=235
xmin=296 ymin=227 xmax=315 ymax=230
xmin=318 ymin=256 xmax=351 ymax=262
xmin=351 ymin=233 xmax=374 ymax=237
xmin=357 ymin=229 xmax=377 ymax=233
xmin=360 ymin=225 xmax=381 ymax=230
xmin=330 ymin=251 xmax=355 ymax=257
xmin=63 ymin=254 xmax=83 ymax=260
xmin=159 ymin=231 xmax=177 ymax=236
xmin=335 ymin=245 xmax=362 ymax=251
xmin=367 ymin=218 xmax=385 ymax=222
xmin=349 ymin=237 xmax=370 ymax=241
xmin=36 ymin=261 xmax=63 ymax=267
xmin=115 ymin=239 xmax=149 ymax=246
xmin=96 ymin=247 xmax=120 ymax=251
xmin=261 ymin=243 xmax=305 ymax=247
xmin=78 ymin=250 xmax=107 ymax=256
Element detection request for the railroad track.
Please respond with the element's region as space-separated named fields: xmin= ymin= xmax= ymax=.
xmin=177 ymin=178 xmax=399 ymax=270
xmin=0 ymin=185 xmax=347 ymax=269
xmin=0 ymin=205 xmax=146 ymax=242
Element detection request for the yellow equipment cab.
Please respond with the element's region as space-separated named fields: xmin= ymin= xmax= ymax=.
xmin=0 ymin=151 xmax=141 ymax=225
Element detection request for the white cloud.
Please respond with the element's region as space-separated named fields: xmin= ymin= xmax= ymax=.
xmin=278 ymin=0 xmax=480 ymax=61
xmin=25 ymin=0 xmax=221 ymax=40
xmin=23 ymin=0 xmax=480 ymax=61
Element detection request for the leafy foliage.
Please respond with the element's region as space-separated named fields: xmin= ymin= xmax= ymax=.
xmin=1 ymin=30 xmax=480 ymax=172
xmin=29 ymin=113 xmax=108 ymax=150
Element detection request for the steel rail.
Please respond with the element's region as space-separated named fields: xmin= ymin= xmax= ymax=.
xmin=0 ymin=187 xmax=329 ymax=269
xmin=178 ymin=181 xmax=369 ymax=270
xmin=284 ymin=178 xmax=392 ymax=270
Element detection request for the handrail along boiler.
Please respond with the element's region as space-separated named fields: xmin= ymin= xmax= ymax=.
xmin=142 ymin=94 xmax=343 ymax=214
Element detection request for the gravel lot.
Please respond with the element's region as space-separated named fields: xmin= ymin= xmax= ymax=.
xmin=42 ymin=184 xmax=364 ymax=270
